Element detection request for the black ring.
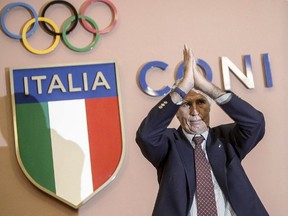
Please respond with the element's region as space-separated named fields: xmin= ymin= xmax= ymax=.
xmin=40 ymin=0 xmax=78 ymax=36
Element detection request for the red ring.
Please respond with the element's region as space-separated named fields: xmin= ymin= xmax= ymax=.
xmin=80 ymin=0 xmax=118 ymax=34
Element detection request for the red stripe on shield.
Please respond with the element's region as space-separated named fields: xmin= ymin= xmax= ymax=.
xmin=85 ymin=97 xmax=122 ymax=191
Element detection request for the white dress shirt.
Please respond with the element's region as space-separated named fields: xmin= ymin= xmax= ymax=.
xmin=182 ymin=129 xmax=236 ymax=216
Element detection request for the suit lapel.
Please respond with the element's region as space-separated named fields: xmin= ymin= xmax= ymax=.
xmin=206 ymin=130 xmax=229 ymax=198
xmin=175 ymin=129 xmax=196 ymax=208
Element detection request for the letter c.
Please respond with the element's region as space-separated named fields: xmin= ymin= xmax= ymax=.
xmin=138 ymin=61 xmax=171 ymax=97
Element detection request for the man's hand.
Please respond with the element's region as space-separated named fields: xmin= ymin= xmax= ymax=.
xmin=179 ymin=45 xmax=226 ymax=100
xmin=177 ymin=45 xmax=195 ymax=92
xmin=183 ymin=45 xmax=195 ymax=87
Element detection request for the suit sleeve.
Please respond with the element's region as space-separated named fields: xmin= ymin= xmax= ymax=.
xmin=135 ymin=95 xmax=180 ymax=167
xmin=219 ymin=92 xmax=265 ymax=160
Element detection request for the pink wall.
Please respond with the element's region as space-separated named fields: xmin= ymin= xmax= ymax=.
xmin=0 ymin=0 xmax=287 ymax=215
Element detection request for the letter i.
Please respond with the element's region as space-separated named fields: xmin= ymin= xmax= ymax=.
xmin=262 ymin=53 xmax=273 ymax=88
xmin=83 ymin=72 xmax=88 ymax=91
xmin=23 ymin=77 xmax=29 ymax=95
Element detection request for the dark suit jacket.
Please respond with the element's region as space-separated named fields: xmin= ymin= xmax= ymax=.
xmin=136 ymin=93 xmax=268 ymax=216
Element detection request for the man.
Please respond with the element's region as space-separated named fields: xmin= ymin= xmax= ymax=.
xmin=135 ymin=46 xmax=268 ymax=216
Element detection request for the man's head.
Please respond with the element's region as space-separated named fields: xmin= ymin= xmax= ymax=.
xmin=176 ymin=89 xmax=211 ymax=134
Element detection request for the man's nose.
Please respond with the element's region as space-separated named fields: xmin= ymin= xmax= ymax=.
xmin=189 ymin=105 xmax=199 ymax=116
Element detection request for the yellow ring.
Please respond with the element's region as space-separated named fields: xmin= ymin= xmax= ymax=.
xmin=22 ymin=17 xmax=60 ymax=55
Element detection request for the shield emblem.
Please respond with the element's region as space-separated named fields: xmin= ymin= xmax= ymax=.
xmin=10 ymin=62 xmax=125 ymax=209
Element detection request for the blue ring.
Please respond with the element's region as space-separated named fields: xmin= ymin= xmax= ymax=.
xmin=1 ymin=2 xmax=38 ymax=39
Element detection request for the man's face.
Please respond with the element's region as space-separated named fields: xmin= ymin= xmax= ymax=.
xmin=176 ymin=90 xmax=211 ymax=134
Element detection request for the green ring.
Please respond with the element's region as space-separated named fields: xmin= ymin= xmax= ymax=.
xmin=62 ymin=15 xmax=100 ymax=52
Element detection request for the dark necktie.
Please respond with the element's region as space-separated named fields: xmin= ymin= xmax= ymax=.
xmin=193 ymin=135 xmax=218 ymax=216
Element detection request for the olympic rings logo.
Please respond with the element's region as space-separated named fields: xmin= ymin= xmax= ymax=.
xmin=0 ymin=0 xmax=118 ymax=55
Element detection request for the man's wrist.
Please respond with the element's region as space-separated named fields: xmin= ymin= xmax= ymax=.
xmin=215 ymin=92 xmax=232 ymax=104
xmin=173 ymin=87 xmax=187 ymax=99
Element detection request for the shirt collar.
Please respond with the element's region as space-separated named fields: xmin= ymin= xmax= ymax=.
xmin=182 ymin=129 xmax=209 ymax=149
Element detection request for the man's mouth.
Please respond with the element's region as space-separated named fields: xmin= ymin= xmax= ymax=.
xmin=189 ymin=119 xmax=202 ymax=125
xmin=190 ymin=117 xmax=201 ymax=122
